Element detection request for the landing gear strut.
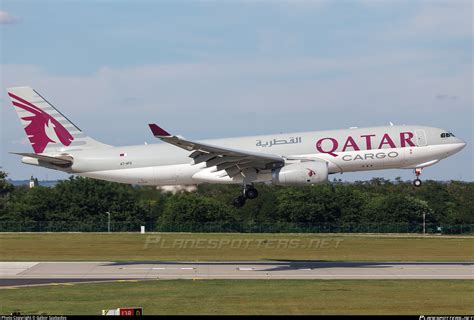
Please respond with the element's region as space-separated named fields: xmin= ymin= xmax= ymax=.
xmin=413 ymin=168 xmax=422 ymax=187
xmin=233 ymin=185 xmax=259 ymax=208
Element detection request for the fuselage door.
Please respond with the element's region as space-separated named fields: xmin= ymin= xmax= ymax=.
xmin=415 ymin=129 xmax=427 ymax=146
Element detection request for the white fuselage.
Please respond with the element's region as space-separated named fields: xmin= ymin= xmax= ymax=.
xmin=8 ymin=87 xmax=466 ymax=187
xmin=32 ymin=124 xmax=464 ymax=186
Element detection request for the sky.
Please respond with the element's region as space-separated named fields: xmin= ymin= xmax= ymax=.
xmin=0 ymin=0 xmax=472 ymax=182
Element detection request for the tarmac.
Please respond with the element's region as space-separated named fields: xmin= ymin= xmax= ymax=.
xmin=1 ymin=261 xmax=473 ymax=287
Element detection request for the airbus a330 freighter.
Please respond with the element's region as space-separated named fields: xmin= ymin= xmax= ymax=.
xmin=6 ymin=87 xmax=466 ymax=207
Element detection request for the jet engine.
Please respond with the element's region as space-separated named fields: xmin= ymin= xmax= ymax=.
xmin=271 ymin=160 xmax=328 ymax=186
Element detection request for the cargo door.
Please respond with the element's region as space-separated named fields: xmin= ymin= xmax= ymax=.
xmin=415 ymin=130 xmax=427 ymax=146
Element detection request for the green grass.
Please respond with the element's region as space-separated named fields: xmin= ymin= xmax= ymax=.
xmin=1 ymin=280 xmax=473 ymax=315
xmin=0 ymin=233 xmax=472 ymax=261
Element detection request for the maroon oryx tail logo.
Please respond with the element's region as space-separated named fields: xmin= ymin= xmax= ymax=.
xmin=8 ymin=92 xmax=74 ymax=154
xmin=307 ymin=168 xmax=316 ymax=177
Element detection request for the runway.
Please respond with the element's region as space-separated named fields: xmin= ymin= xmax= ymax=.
xmin=1 ymin=261 xmax=472 ymax=287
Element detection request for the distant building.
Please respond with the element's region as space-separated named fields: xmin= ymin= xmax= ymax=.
xmin=157 ymin=185 xmax=197 ymax=193
xmin=29 ymin=176 xmax=39 ymax=189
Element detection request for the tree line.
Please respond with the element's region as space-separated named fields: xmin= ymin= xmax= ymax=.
xmin=0 ymin=171 xmax=472 ymax=233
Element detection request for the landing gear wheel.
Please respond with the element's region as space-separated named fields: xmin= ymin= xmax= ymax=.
xmin=233 ymin=196 xmax=246 ymax=208
xmin=245 ymin=187 xmax=259 ymax=200
xmin=413 ymin=168 xmax=423 ymax=187
xmin=413 ymin=179 xmax=422 ymax=187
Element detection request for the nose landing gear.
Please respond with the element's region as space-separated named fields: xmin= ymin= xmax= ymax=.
xmin=233 ymin=185 xmax=259 ymax=208
xmin=413 ymin=168 xmax=422 ymax=187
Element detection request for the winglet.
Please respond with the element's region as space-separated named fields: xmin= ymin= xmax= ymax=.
xmin=149 ymin=124 xmax=172 ymax=137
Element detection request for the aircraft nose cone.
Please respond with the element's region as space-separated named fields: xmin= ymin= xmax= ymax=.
xmin=452 ymin=141 xmax=466 ymax=154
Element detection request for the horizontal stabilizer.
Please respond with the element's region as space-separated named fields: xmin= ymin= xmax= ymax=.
xmin=11 ymin=152 xmax=73 ymax=166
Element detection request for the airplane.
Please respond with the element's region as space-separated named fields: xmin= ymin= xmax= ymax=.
xmin=6 ymin=86 xmax=466 ymax=207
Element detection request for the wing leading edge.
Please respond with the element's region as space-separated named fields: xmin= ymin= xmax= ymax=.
xmin=148 ymin=124 xmax=285 ymax=179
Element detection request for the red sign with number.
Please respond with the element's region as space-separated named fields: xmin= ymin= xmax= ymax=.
xmin=119 ymin=308 xmax=142 ymax=316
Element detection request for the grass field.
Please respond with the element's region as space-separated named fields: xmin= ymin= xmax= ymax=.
xmin=1 ymin=234 xmax=472 ymax=315
xmin=0 ymin=233 xmax=472 ymax=261
xmin=1 ymin=279 xmax=473 ymax=315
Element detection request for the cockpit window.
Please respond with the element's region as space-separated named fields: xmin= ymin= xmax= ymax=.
xmin=441 ymin=132 xmax=456 ymax=138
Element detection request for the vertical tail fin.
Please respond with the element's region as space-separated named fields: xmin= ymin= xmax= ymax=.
xmin=6 ymin=86 xmax=110 ymax=154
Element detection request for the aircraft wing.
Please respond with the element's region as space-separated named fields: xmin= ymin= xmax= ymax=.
xmin=149 ymin=124 xmax=285 ymax=178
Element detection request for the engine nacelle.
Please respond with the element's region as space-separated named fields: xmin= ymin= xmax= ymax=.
xmin=272 ymin=161 xmax=328 ymax=186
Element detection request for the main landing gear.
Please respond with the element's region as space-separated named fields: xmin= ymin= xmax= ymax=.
xmin=413 ymin=168 xmax=422 ymax=187
xmin=233 ymin=185 xmax=259 ymax=208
